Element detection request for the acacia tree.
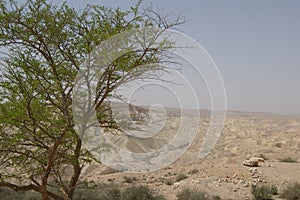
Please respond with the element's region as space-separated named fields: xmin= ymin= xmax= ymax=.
xmin=0 ymin=0 xmax=182 ymax=199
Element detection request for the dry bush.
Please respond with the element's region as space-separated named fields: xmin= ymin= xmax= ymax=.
xmin=176 ymin=187 xmax=221 ymax=200
xmin=175 ymin=173 xmax=188 ymax=182
xmin=251 ymin=184 xmax=278 ymax=200
xmin=122 ymin=185 xmax=166 ymax=200
xmin=280 ymin=182 xmax=300 ymax=200
xmin=279 ymin=157 xmax=297 ymax=163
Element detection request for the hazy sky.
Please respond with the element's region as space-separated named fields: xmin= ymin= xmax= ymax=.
xmin=53 ymin=1 xmax=300 ymax=114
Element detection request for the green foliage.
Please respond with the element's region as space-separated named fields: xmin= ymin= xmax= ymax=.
xmin=176 ymin=188 xmax=210 ymax=200
xmin=280 ymin=182 xmax=300 ymax=200
xmin=122 ymin=185 xmax=166 ymax=200
xmin=0 ymin=0 xmax=181 ymax=199
xmin=251 ymin=184 xmax=278 ymax=200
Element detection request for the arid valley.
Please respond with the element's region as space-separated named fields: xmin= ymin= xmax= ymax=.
xmin=80 ymin=109 xmax=300 ymax=200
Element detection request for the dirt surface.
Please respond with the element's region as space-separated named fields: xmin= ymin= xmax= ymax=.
xmin=80 ymin=111 xmax=300 ymax=199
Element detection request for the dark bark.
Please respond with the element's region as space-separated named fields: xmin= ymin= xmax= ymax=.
xmin=67 ymin=136 xmax=82 ymax=199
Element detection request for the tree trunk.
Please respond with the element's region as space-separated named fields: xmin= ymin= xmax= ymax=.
xmin=67 ymin=136 xmax=82 ymax=199
xmin=41 ymin=186 xmax=50 ymax=200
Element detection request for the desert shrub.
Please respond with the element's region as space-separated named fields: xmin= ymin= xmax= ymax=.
xmin=190 ymin=169 xmax=199 ymax=174
xmin=176 ymin=188 xmax=210 ymax=200
xmin=73 ymin=184 xmax=122 ymax=200
xmin=22 ymin=192 xmax=41 ymax=200
xmin=162 ymin=177 xmax=174 ymax=185
xmin=211 ymin=196 xmax=222 ymax=200
xmin=74 ymin=188 xmax=101 ymax=200
xmin=251 ymin=184 xmax=278 ymax=200
xmin=123 ymin=175 xmax=137 ymax=183
xmin=279 ymin=157 xmax=297 ymax=163
xmin=0 ymin=188 xmax=21 ymax=200
xmin=103 ymin=188 xmax=122 ymax=200
xmin=0 ymin=188 xmax=40 ymax=200
xmin=175 ymin=173 xmax=188 ymax=182
xmin=0 ymin=184 xmax=166 ymax=200
xmin=153 ymin=195 xmax=167 ymax=200
xmin=122 ymin=185 xmax=166 ymax=200
xmin=280 ymin=182 xmax=300 ymax=200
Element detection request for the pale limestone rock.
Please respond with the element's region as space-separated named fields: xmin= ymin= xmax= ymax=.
xmin=243 ymin=157 xmax=265 ymax=167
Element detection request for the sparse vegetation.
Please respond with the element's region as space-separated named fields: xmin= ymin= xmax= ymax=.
xmin=190 ymin=169 xmax=199 ymax=174
xmin=73 ymin=186 xmax=122 ymax=200
xmin=0 ymin=185 xmax=166 ymax=200
xmin=280 ymin=182 xmax=300 ymax=200
xmin=122 ymin=185 xmax=166 ymax=200
xmin=211 ymin=196 xmax=222 ymax=200
xmin=104 ymin=188 xmax=122 ymax=200
xmin=251 ymin=184 xmax=278 ymax=200
xmin=0 ymin=188 xmax=40 ymax=200
xmin=123 ymin=176 xmax=137 ymax=183
xmin=176 ymin=187 xmax=212 ymax=200
xmin=176 ymin=173 xmax=188 ymax=182
xmin=163 ymin=178 xmax=174 ymax=185
xmin=279 ymin=157 xmax=298 ymax=163
xmin=73 ymin=188 xmax=104 ymax=200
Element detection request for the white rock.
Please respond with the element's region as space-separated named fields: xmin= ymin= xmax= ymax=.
xmin=243 ymin=157 xmax=265 ymax=167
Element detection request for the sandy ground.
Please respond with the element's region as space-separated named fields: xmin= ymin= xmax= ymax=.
xmin=80 ymin=110 xmax=300 ymax=199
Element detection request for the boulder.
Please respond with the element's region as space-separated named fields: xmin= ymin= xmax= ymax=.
xmin=251 ymin=157 xmax=265 ymax=163
xmin=243 ymin=157 xmax=265 ymax=167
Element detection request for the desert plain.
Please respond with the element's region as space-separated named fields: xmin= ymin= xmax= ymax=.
xmin=80 ymin=108 xmax=300 ymax=200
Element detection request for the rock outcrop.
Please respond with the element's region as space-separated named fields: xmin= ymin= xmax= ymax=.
xmin=243 ymin=157 xmax=264 ymax=167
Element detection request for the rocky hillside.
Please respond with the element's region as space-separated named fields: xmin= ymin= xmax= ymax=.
xmin=81 ymin=109 xmax=300 ymax=199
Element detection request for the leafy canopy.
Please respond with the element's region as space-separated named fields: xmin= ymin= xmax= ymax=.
xmin=0 ymin=0 xmax=182 ymax=199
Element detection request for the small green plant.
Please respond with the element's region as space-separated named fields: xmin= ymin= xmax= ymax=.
xmin=175 ymin=173 xmax=188 ymax=182
xmin=279 ymin=157 xmax=297 ymax=163
xmin=251 ymin=184 xmax=278 ymax=200
xmin=122 ymin=185 xmax=166 ymax=200
xmin=280 ymin=182 xmax=300 ymax=200
xmin=176 ymin=187 xmax=210 ymax=200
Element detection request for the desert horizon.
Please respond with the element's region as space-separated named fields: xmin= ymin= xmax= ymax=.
xmin=77 ymin=107 xmax=300 ymax=199
xmin=0 ymin=0 xmax=299 ymax=200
